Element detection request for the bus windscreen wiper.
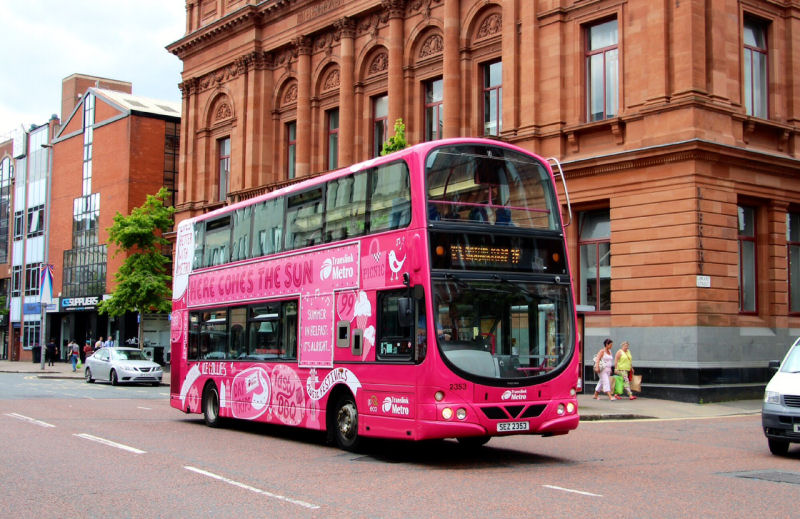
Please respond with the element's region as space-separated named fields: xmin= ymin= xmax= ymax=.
xmin=491 ymin=274 xmax=532 ymax=298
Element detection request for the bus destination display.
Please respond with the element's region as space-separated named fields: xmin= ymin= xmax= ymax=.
xmin=449 ymin=243 xmax=522 ymax=268
xmin=430 ymin=232 xmax=566 ymax=274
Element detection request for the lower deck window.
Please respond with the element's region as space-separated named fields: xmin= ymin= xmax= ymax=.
xmin=188 ymin=300 xmax=298 ymax=361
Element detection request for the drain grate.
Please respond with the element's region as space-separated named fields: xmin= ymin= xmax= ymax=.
xmin=727 ymin=470 xmax=800 ymax=486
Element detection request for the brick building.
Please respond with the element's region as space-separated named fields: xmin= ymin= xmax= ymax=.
xmin=42 ymin=75 xmax=180 ymax=359
xmin=167 ymin=0 xmax=800 ymax=401
xmin=0 ymin=138 xmax=12 ymax=359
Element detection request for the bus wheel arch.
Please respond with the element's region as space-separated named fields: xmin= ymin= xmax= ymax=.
xmin=326 ymin=386 xmax=361 ymax=451
xmin=202 ymin=381 xmax=223 ymax=428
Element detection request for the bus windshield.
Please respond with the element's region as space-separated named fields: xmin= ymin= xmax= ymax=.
xmin=433 ymin=277 xmax=573 ymax=383
xmin=426 ymin=144 xmax=559 ymax=230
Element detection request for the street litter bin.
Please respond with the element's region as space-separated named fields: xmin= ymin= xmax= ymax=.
xmin=32 ymin=345 xmax=41 ymax=363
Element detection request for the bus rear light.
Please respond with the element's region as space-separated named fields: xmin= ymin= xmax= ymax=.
xmin=557 ymin=404 xmax=565 ymax=416
xmin=434 ymin=391 xmax=445 ymax=402
xmin=456 ymin=408 xmax=467 ymax=420
xmin=442 ymin=407 xmax=453 ymax=420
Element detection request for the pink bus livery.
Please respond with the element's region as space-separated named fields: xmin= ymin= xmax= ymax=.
xmin=170 ymin=137 xmax=579 ymax=450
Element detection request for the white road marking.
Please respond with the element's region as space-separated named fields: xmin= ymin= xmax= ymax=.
xmin=137 ymin=406 xmax=152 ymax=410
xmin=74 ymin=433 xmax=146 ymax=454
xmin=4 ymin=413 xmax=56 ymax=428
xmin=542 ymin=484 xmax=602 ymax=497
xmin=184 ymin=466 xmax=320 ymax=510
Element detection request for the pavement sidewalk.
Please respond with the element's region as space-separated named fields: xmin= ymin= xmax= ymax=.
xmin=0 ymin=359 xmax=762 ymax=421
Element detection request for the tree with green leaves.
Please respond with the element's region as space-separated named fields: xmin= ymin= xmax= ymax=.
xmin=98 ymin=187 xmax=174 ymax=348
xmin=380 ymin=118 xmax=407 ymax=156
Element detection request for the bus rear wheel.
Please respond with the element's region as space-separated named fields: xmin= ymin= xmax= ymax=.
xmin=203 ymin=384 xmax=222 ymax=428
xmin=333 ymin=394 xmax=360 ymax=451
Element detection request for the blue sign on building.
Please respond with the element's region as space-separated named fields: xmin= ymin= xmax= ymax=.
xmin=23 ymin=303 xmax=42 ymax=315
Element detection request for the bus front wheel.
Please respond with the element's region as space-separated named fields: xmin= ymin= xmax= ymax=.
xmin=333 ymin=394 xmax=360 ymax=451
xmin=203 ymin=384 xmax=222 ymax=428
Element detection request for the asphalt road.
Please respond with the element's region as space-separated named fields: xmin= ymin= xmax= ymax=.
xmin=1 ymin=375 xmax=797 ymax=518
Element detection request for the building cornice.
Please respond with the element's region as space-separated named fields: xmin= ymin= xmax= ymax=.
xmin=561 ymin=138 xmax=800 ymax=180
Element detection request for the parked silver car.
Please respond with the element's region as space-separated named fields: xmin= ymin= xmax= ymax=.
xmin=85 ymin=347 xmax=163 ymax=386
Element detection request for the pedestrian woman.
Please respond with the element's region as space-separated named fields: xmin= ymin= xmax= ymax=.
xmin=593 ymin=338 xmax=618 ymax=400
xmin=615 ymin=341 xmax=637 ymax=400
xmin=69 ymin=340 xmax=80 ymax=372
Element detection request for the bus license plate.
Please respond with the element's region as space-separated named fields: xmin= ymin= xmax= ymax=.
xmin=497 ymin=421 xmax=529 ymax=432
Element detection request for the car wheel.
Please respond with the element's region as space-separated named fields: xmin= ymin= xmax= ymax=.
xmin=332 ymin=394 xmax=360 ymax=451
xmin=203 ymin=384 xmax=222 ymax=427
xmin=110 ymin=369 xmax=118 ymax=386
xmin=768 ymin=438 xmax=790 ymax=456
xmin=457 ymin=436 xmax=491 ymax=448
xmin=84 ymin=367 xmax=94 ymax=383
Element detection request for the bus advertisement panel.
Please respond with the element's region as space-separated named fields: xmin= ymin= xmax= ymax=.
xmin=170 ymin=138 xmax=579 ymax=450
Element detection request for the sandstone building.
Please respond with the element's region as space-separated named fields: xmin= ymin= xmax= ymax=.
xmin=168 ymin=0 xmax=800 ymax=401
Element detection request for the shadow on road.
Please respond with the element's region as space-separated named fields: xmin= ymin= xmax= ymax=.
xmin=183 ymin=416 xmax=570 ymax=468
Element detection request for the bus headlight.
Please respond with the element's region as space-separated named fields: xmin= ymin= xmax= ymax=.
xmin=557 ymin=404 xmax=565 ymax=415
xmin=442 ymin=407 xmax=453 ymax=420
xmin=456 ymin=408 xmax=467 ymax=420
xmin=566 ymin=402 xmax=575 ymax=414
xmin=570 ymin=388 xmax=576 ymax=396
xmin=434 ymin=391 xmax=445 ymax=402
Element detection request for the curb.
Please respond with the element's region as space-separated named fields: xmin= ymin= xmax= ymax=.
xmin=580 ymin=414 xmax=655 ymax=421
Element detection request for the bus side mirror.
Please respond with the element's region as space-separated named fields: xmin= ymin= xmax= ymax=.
xmin=397 ymin=297 xmax=413 ymax=328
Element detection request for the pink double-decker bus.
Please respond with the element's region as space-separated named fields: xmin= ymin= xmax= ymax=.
xmin=170 ymin=137 xmax=578 ymax=450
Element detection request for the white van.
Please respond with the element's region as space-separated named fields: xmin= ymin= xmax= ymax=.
xmin=762 ymin=337 xmax=800 ymax=455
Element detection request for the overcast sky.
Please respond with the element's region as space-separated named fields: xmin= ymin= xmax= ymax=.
xmin=0 ymin=0 xmax=185 ymax=139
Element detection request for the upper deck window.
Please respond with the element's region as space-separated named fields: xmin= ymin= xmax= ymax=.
xmin=190 ymin=159 xmax=411 ymax=270
xmin=426 ymin=144 xmax=558 ymax=230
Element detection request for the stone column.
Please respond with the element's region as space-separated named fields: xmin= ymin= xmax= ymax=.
xmin=501 ymin=2 xmax=518 ymax=136
xmin=186 ymin=1 xmax=195 ymax=34
xmin=177 ymin=79 xmax=198 ymax=208
xmin=337 ymin=17 xmax=356 ymax=166
xmin=295 ymin=37 xmax=312 ymax=177
xmin=443 ymin=0 xmax=460 ymax=138
xmin=384 ymin=0 xmax=406 ymax=131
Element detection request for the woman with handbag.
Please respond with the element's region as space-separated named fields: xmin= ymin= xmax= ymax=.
xmin=614 ymin=341 xmax=637 ymax=400
xmin=593 ymin=339 xmax=618 ymax=400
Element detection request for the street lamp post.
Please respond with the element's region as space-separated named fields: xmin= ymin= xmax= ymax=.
xmin=39 ymin=142 xmax=53 ymax=371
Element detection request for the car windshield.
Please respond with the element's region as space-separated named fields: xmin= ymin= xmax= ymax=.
xmin=433 ymin=277 xmax=573 ymax=382
xmin=781 ymin=342 xmax=800 ymax=372
xmin=110 ymin=349 xmax=147 ymax=361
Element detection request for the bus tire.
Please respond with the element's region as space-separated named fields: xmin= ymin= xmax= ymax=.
xmin=457 ymin=435 xmax=491 ymax=448
xmin=332 ymin=393 xmax=360 ymax=451
xmin=203 ymin=383 xmax=222 ymax=428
